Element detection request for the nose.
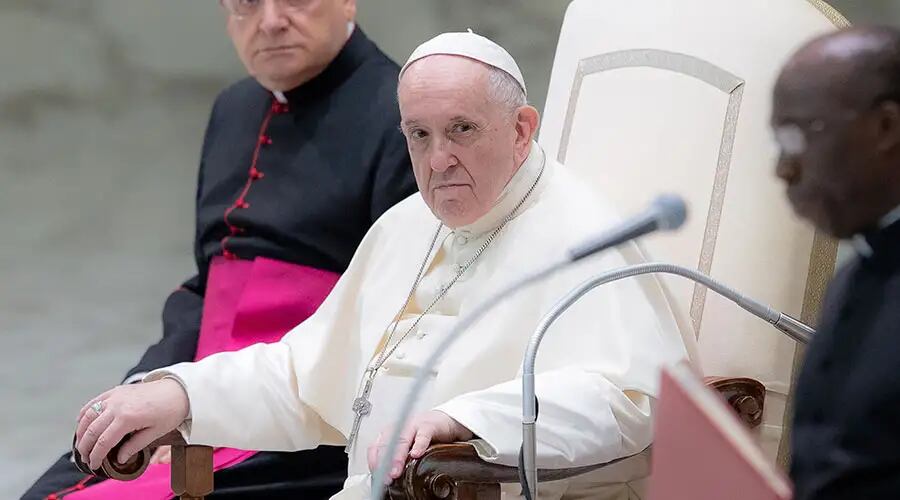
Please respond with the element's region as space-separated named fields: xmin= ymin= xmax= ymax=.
xmin=429 ymin=139 xmax=458 ymax=173
xmin=775 ymin=155 xmax=800 ymax=184
xmin=259 ymin=0 xmax=289 ymax=34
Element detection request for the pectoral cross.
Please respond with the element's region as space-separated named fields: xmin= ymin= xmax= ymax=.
xmin=345 ymin=369 xmax=376 ymax=454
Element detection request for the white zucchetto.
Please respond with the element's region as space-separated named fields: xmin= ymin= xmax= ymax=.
xmin=400 ymin=30 xmax=527 ymax=97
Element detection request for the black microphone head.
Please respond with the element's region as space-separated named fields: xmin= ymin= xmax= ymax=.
xmin=652 ymin=194 xmax=688 ymax=231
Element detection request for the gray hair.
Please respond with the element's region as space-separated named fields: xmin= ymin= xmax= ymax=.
xmin=486 ymin=66 xmax=527 ymax=114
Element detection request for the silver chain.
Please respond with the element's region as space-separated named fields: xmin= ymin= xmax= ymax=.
xmin=367 ymin=156 xmax=546 ymax=373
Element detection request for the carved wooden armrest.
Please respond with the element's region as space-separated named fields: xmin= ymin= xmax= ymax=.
xmin=386 ymin=441 xmax=644 ymax=500
xmin=72 ymin=431 xmax=214 ymax=500
xmin=703 ymin=376 xmax=766 ymax=428
xmin=387 ymin=376 xmax=766 ymax=500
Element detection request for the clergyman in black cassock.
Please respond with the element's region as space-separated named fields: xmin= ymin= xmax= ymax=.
xmin=22 ymin=24 xmax=417 ymax=500
xmin=791 ymin=217 xmax=900 ymax=499
xmin=771 ymin=26 xmax=900 ymax=500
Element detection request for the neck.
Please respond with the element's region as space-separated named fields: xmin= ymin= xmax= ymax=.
xmin=260 ymin=65 xmax=330 ymax=93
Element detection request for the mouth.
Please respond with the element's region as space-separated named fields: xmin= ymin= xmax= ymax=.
xmin=433 ymin=183 xmax=469 ymax=190
xmin=257 ymin=44 xmax=301 ymax=55
xmin=785 ymin=186 xmax=826 ymax=223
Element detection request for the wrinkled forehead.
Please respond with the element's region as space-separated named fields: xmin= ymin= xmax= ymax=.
xmin=400 ymin=54 xmax=491 ymax=91
xmin=398 ymin=55 xmax=493 ymax=111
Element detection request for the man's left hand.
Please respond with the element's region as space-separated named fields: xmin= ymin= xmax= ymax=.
xmin=367 ymin=410 xmax=474 ymax=483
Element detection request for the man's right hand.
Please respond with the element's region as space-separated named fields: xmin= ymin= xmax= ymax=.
xmin=74 ymin=378 xmax=190 ymax=471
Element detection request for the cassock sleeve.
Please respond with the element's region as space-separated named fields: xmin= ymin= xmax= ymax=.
xmin=435 ymin=368 xmax=653 ymax=469
xmin=123 ymin=99 xmax=220 ymax=383
xmin=145 ymin=339 xmax=343 ymax=451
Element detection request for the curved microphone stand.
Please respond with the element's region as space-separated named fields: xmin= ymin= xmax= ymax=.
xmin=520 ymin=262 xmax=814 ymax=498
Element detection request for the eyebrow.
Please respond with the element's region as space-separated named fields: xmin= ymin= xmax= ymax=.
xmin=401 ymin=115 xmax=480 ymax=129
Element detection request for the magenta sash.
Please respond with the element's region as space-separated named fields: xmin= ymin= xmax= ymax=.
xmin=66 ymin=256 xmax=340 ymax=499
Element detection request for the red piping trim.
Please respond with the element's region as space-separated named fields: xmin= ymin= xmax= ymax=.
xmin=45 ymin=475 xmax=93 ymax=499
xmin=220 ymin=98 xmax=281 ymax=258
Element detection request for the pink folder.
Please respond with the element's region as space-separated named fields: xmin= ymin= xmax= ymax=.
xmin=648 ymin=364 xmax=793 ymax=500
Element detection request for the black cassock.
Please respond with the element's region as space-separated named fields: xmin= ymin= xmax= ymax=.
xmin=24 ymin=28 xmax=417 ymax=500
xmin=791 ymin=219 xmax=900 ymax=500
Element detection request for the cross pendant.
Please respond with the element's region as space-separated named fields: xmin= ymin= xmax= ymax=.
xmin=345 ymin=372 xmax=375 ymax=454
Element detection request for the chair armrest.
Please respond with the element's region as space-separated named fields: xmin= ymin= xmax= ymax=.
xmin=72 ymin=430 xmax=214 ymax=499
xmin=388 ymin=376 xmax=766 ymax=499
xmin=703 ymin=376 xmax=766 ymax=428
xmin=387 ymin=441 xmax=647 ymax=500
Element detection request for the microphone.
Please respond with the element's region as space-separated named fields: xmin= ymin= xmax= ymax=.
xmin=568 ymin=194 xmax=687 ymax=262
xmin=519 ymin=263 xmax=815 ymax=499
xmin=368 ymin=196 xmax=687 ymax=499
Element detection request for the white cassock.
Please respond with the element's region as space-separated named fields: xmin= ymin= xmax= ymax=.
xmin=149 ymin=142 xmax=691 ymax=499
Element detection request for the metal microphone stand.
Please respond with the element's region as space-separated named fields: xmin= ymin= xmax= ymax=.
xmin=520 ymin=262 xmax=814 ymax=499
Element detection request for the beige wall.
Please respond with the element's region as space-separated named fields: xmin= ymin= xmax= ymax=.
xmin=1 ymin=1 xmax=897 ymax=497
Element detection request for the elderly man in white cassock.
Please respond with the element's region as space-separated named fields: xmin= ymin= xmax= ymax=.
xmin=74 ymin=32 xmax=689 ymax=499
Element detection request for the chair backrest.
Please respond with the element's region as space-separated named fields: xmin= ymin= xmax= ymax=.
xmin=539 ymin=0 xmax=846 ymax=460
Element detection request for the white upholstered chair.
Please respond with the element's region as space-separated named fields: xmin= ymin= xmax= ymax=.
xmin=538 ymin=0 xmax=846 ymax=464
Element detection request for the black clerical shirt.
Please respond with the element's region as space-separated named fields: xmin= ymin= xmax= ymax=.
xmin=791 ymin=219 xmax=900 ymax=500
xmin=126 ymin=28 xmax=417 ymax=379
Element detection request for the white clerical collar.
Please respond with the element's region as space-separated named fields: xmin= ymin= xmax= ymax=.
xmin=880 ymin=204 xmax=900 ymax=229
xmin=453 ymin=141 xmax=548 ymax=238
xmin=852 ymin=234 xmax=873 ymax=259
xmin=852 ymin=203 xmax=900 ymax=258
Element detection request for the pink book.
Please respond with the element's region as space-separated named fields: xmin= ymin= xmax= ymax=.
xmin=648 ymin=364 xmax=793 ymax=500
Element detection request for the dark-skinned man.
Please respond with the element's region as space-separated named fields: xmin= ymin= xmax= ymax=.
xmin=772 ymin=25 xmax=900 ymax=500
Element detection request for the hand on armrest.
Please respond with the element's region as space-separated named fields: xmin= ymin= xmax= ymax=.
xmin=74 ymin=378 xmax=190 ymax=470
xmin=368 ymin=410 xmax=475 ymax=484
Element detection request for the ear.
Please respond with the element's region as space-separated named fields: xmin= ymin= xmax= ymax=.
xmin=341 ymin=0 xmax=357 ymax=22
xmin=513 ymin=105 xmax=540 ymax=163
xmin=875 ymin=101 xmax=900 ymax=153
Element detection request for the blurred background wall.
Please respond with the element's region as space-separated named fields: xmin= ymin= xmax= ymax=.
xmin=1 ymin=0 xmax=897 ymax=497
